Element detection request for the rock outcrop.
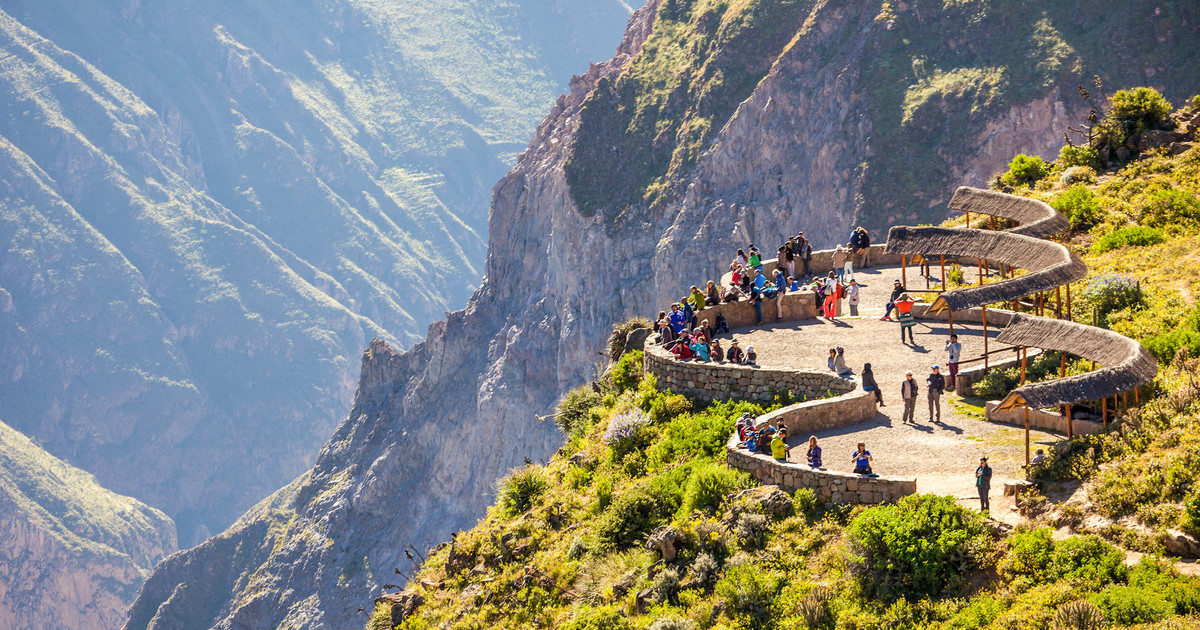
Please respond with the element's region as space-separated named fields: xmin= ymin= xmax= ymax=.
xmin=126 ymin=1 xmax=1200 ymax=628
xmin=0 ymin=419 xmax=176 ymax=630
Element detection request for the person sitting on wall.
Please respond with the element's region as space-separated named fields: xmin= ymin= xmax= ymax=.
xmin=861 ymin=362 xmax=884 ymax=406
xmin=727 ymin=340 xmax=745 ymax=365
xmin=882 ymin=279 xmax=907 ymax=320
xmin=711 ymin=339 xmax=725 ymax=362
xmin=705 ymin=280 xmax=721 ymax=305
xmin=746 ymin=345 xmax=757 ymax=364
xmin=735 ymin=248 xmax=749 ymax=269
xmin=657 ymin=319 xmax=677 ymax=345
xmin=723 ymin=283 xmax=743 ymax=302
xmin=671 ymin=334 xmax=695 ymax=359
xmin=788 ymin=275 xmax=801 ymax=292
xmin=736 ymin=412 xmax=753 ymax=443
xmin=681 ymin=297 xmax=696 ymax=330
xmin=749 ymin=247 xmax=762 ymax=270
xmin=851 ymin=442 xmax=874 ymax=475
xmin=696 ymin=319 xmax=715 ymax=344
xmin=833 ymin=347 xmax=852 ymax=376
xmin=759 ymin=426 xmax=776 ymax=455
xmin=827 ymin=348 xmax=838 ymax=371
xmin=689 ymin=285 xmax=707 ymax=314
xmin=806 ymin=436 xmax=823 ymax=469
xmin=771 ymin=430 xmax=787 ymax=462
xmin=690 ymin=335 xmax=711 ymax=362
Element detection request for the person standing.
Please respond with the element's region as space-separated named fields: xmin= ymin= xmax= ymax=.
xmin=896 ymin=293 xmax=916 ymax=344
xmin=842 ymin=243 xmax=855 ymax=281
xmin=750 ymin=283 xmax=764 ymax=325
xmin=901 ymin=371 xmax=919 ymax=424
xmin=823 ymin=272 xmax=839 ymax=319
xmin=772 ymin=268 xmax=787 ymax=320
xmin=846 ymin=279 xmax=860 ymax=316
xmin=832 ymin=245 xmax=847 ymax=281
xmin=783 ymin=243 xmax=796 ymax=279
xmin=798 ymin=235 xmax=812 ymax=278
xmin=945 ymin=334 xmax=962 ymax=390
xmin=927 ymin=365 xmax=945 ymax=423
xmin=976 ymin=456 xmax=992 ymax=512
xmin=858 ymin=228 xmax=872 ymax=268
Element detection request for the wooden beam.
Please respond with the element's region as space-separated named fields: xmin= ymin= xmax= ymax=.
xmin=1024 ymin=405 xmax=1031 ymax=469
xmin=1066 ymin=402 xmax=1073 ymax=438
xmin=902 ymin=254 xmax=907 ymax=288
xmin=982 ymin=305 xmax=989 ymax=370
xmin=940 ymin=255 xmax=947 ymax=289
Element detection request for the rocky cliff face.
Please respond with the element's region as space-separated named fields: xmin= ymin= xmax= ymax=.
xmin=0 ymin=418 xmax=176 ymax=630
xmin=127 ymin=1 xmax=1200 ymax=628
xmin=0 ymin=0 xmax=631 ymax=544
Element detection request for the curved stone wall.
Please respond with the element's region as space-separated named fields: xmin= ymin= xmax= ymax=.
xmin=643 ymin=343 xmax=852 ymax=403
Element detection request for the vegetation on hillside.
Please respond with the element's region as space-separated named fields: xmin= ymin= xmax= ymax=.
xmin=372 ymin=87 xmax=1200 ymax=629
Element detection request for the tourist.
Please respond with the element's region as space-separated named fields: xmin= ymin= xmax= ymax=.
xmin=672 ymin=334 xmax=695 ymax=359
xmin=691 ymin=336 xmax=711 ymax=362
xmin=771 ymin=430 xmax=787 ymax=462
xmin=783 ymin=242 xmax=796 ymax=278
xmin=823 ymin=272 xmax=838 ymax=319
xmin=788 ymin=275 xmax=800 ymax=292
xmin=705 ymin=280 xmax=721 ymax=305
xmin=752 ymin=267 xmax=767 ymax=290
xmin=798 ymin=234 xmax=812 ymax=278
xmin=735 ymin=248 xmax=748 ymax=269
xmin=668 ymin=303 xmax=687 ymax=333
xmin=851 ymin=442 xmax=873 ymax=475
xmin=727 ymin=340 xmax=745 ymax=364
xmin=858 ymin=227 xmax=872 ymax=268
xmin=749 ymin=247 xmax=762 ymax=270
xmin=896 ymin=293 xmax=916 ymax=344
xmin=658 ymin=320 xmax=677 ymax=345
xmin=746 ymin=345 xmax=758 ymax=364
xmin=806 ymin=436 xmax=823 ymax=469
xmin=1031 ymin=448 xmax=1046 ymax=466
xmin=901 ymin=371 xmax=919 ymax=424
xmin=927 ymin=365 xmax=945 ymax=423
xmin=827 ymin=348 xmax=837 ymax=371
xmin=976 ymin=456 xmax=992 ymax=512
xmin=842 ymin=243 xmax=855 ymax=281
xmin=862 ymin=362 xmax=883 ymax=406
xmin=832 ymin=245 xmax=847 ymax=281
xmin=834 ymin=347 xmax=852 ymax=376
xmin=723 ymin=283 xmax=743 ymax=302
xmin=945 ymin=334 xmax=962 ymax=389
xmin=689 ymin=285 xmax=707 ymax=314
xmin=711 ymin=339 xmax=724 ymax=362
xmin=772 ymin=268 xmax=787 ymax=320
xmin=881 ymin=279 xmax=907 ymax=320
xmin=736 ymin=412 xmax=754 ymax=443
xmin=846 ymin=278 xmax=860 ymax=316
xmin=750 ymin=283 xmax=764 ymax=325
xmin=697 ymin=319 xmax=714 ymax=343
xmin=681 ymin=296 xmax=696 ymax=330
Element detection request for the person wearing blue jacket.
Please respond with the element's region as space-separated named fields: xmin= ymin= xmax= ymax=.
xmin=667 ymin=304 xmax=687 ymax=333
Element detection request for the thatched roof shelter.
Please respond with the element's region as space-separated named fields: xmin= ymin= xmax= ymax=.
xmin=994 ymin=314 xmax=1157 ymax=411
xmin=884 ymin=226 xmax=1087 ymax=313
xmin=948 ymin=187 xmax=1069 ymax=239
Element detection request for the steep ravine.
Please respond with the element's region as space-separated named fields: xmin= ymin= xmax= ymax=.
xmin=127 ymin=1 xmax=1200 ymax=629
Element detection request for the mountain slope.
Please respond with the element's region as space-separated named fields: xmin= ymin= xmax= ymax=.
xmin=0 ymin=0 xmax=632 ymax=542
xmin=0 ymin=417 xmax=176 ymax=630
xmin=127 ymin=1 xmax=1200 ymax=629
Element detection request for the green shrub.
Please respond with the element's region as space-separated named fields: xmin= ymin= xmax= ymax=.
xmin=943 ymin=594 xmax=1003 ymax=630
xmin=1052 ymin=185 xmax=1103 ymax=232
xmin=608 ymin=317 xmax=652 ymax=360
xmin=557 ymin=385 xmax=601 ymax=438
xmin=594 ymin=474 xmax=614 ymax=512
xmin=845 ymin=494 xmax=991 ymax=601
xmin=594 ymin=483 xmax=671 ymax=551
xmin=497 ymin=466 xmax=548 ymax=516
xmin=647 ymin=616 xmax=694 ymax=630
xmin=793 ymin=487 xmax=819 ymax=520
xmin=610 ymin=350 xmax=644 ymax=393
xmin=647 ymin=401 xmax=748 ymax=465
xmin=733 ymin=512 xmax=770 ymax=549
xmin=1092 ymin=226 xmax=1166 ymax=254
xmin=1002 ymin=154 xmax=1049 ymax=186
xmin=973 ymin=367 xmax=1021 ymax=400
xmin=1002 ymin=527 xmax=1055 ymax=583
xmin=1048 ymin=535 xmax=1127 ymax=587
xmin=1143 ymin=328 xmax=1200 ymax=364
xmin=561 ymin=606 xmax=635 ymax=630
xmin=1138 ymin=187 xmax=1200 ymax=231
xmin=1109 ymin=87 xmax=1173 ymax=139
xmin=1089 ymin=585 xmax=1172 ymax=625
xmin=715 ymin=564 xmax=781 ymax=628
xmin=1058 ymin=145 xmax=1101 ymax=170
xmin=603 ymin=410 xmax=653 ymax=459
xmin=1083 ymin=274 xmax=1144 ymax=326
xmin=678 ymin=463 xmax=752 ymax=517
xmin=1185 ymin=488 xmax=1200 ymax=537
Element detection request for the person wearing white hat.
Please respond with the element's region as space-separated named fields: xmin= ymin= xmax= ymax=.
xmin=746 ymin=346 xmax=757 ymax=364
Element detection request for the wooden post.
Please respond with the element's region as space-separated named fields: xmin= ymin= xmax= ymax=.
xmin=1024 ymin=405 xmax=1031 ymax=468
xmin=940 ymin=255 xmax=947 ymax=289
xmin=948 ymin=309 xmax=955 ymax=336
xmin=1021 ymin=347 xmax=1028 ymax=384
xmin=1124 ymin=391 xmax=1129 ymax=412
xmin=1102 ymin=397 xmax=1108 ymax=428
xmin=982 ymin=305 xmax=989 ymax=370
xmin=1037 ymin=292 xmax=1044 ymax=317
xmin=978 ymin=258 xmax=984 ymax=286
xmin=1066 ymin=402 xmax=1073 ymax=438
xmin=1135 ymin=387 xmax=1140 ymax=405
xmin=990 ymin=215 xmax=996 ymax=231
xmin=966 ymin=209 xmax=971 ymax=228
xmin=1056 ymin=286 xmax=1062 ymax=319
xmin=902 ymin=255 xmax=907 ymax=288
xmin=1066 ymin=282 xmax=1071 ymax=322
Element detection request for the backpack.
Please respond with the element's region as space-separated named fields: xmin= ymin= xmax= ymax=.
xmin=715 ymin=313 xmax=730 ymax=334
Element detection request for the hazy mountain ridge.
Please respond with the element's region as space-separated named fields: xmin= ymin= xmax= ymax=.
xmin=0 ymin=0 xmax=632 ymax=546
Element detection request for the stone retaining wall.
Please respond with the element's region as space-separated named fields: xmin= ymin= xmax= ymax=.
xmin=758 ymin=385 xmax=877 ymax=436
xmin=720 ymin=244 xmax=902 ymax=286
xmin=726 ymin=434 xmax=917 ymax=504
xmin=689 ymin=290 xmax=818 ymax=331
xmin=644 ymin=343 xmax=853 ymax=403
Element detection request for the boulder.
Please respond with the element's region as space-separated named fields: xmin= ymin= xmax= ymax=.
xmin=726 ymin=485 xmax=794 ymax=521
xmin=646 ymin=525 xmax=684 ymax=561
xmin=1127 ymin=129 xmax=1186 ymax=152
xmin=1164 ymin=529 xmax=1200 ymax=559
xmin=374 ymin=590 xmax=424 ymax=627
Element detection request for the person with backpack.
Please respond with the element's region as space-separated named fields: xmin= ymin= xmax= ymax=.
xmin=715 ymin=313 xmax=730 ymax=334
xmin=896 ymin=293 xmax=916 ymax=344
xmin=976 ymin=456 xmax=992 ymax=512
xmin=858 ymin=228 xmax=872 ymax=268
xmin=927 ymin=365 xmax=945 ymax=423
xmin=901 ymin=371 xmax=919 ymax=424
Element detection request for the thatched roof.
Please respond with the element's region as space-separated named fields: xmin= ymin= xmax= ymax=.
xmin=884 ymin=226 xmax=1087 ymax=312
xmin=948 ymin=187 xmax=1069 ymax=239
xmin=994 ymin=314 xmax=1157 ymax=411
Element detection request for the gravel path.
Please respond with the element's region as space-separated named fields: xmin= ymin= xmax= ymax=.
xmin=725 ymin=263 xmax=1058 ymax=518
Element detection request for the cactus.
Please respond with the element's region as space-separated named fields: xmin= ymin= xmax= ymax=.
xmin=798 ymin=587 xmax=834 ymax=630
xmin=1054 ymin=600 xmax=1105 ymax=630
